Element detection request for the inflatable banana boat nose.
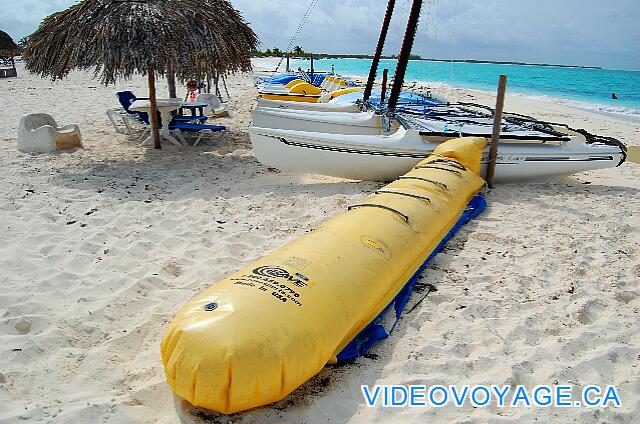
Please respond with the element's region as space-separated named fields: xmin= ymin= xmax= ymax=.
xmin=161 ymin=137 xmax=488 ymax=414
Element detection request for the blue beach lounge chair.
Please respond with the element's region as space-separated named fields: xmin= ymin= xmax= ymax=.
xmin=116 ymin=91 xmax=208 ymax=128
xmin=169 ymin=122 xmax=226 ymax=146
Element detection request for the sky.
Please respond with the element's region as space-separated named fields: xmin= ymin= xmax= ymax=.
xmin=0 ymin=0 xmax=638 ymax=70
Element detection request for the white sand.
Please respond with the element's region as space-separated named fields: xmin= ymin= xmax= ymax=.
xmin=0 ymin=62 xmax=638 ymax=423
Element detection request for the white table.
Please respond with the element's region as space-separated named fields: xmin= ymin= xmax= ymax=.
xmin=130 ymin=99 xmax=183 ymax=146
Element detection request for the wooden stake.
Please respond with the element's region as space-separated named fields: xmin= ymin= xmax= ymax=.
xmin=148 ymin=69 xmax=161 ymax=150
xmin=380 ymin=68 xmax=389 ymax=103
xmin=485 ymin=75 xmax=507 ymax=188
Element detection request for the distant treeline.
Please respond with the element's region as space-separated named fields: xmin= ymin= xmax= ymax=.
xmin=251 ymin=47 xmax=601 ymax=69
xmin=421 ymin=58 xmax=602 ymax=69
xmin=250 ymin=46 xmax=420 ymax=61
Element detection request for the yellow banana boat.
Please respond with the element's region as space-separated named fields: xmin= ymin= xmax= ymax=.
xmin=161 ymin=137 xmax=488 ymax=414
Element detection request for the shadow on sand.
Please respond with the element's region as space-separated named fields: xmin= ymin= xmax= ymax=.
xmin=49 ymin=147 xmax=381 ymax=202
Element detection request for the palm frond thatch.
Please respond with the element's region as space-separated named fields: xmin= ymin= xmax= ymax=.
xmin=0 ymin=30 xmax=18 ymax=54
xmin=23 ymin=0 xmax=259 ymax=84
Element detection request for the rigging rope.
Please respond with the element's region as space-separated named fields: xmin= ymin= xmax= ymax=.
xmin=274 ymin=0 xmax=321 ymax=73
xmin=449 ymin=0 xmax=458 ymax=80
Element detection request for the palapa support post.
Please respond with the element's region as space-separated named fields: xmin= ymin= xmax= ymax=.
xmin=380 ymin=68 xmax=389 ymax=103
xmin=7 ymin=50 xmax=17 ymax=77
xmin=485 ymin=75 xmax=508 ymax=188
xmin=387 ymin=0 xmax=423 ymax=112
xmin=167 ymin=63 xmax=177 ymax=99
xmin=310 ymin=54 xmax=314 ymax=79
xmin=363 ymin=0 xmax=396 ymax=102
xmin=147 ymin=69 xmax=161 ymax=150
xmin=222 ymin=75 xmax=230 ymax=100
xmin=286 ymin=55 xmax=290 ymax=73
xmin=213 ymin=70 xmax=221 ymax=98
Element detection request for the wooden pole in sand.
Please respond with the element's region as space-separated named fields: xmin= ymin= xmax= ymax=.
xmin=148 ymin=69 xmax=161 ymax=150
xmin=485 ymin=75 xmax=507 ymax=188
xmin=167 ymin=63 xmax=177 ymax=99
xmin=221 ymin=75 xmax=230 ymax=100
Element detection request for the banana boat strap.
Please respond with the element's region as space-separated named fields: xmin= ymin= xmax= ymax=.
xmin=427 ymin=158 xmax=467 ymax=170
xmin=375 ymin=189 xmax=432 ymax=203
xmin=415 ymin=164 xmax=463 ymax=175
xmin=348 ymin=204 xmax=410 ymax=223
xmin=397 ymin=176 xmax=448 ymax=190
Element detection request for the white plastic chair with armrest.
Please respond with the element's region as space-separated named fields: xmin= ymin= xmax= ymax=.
xmin=17 ymin=113 xmax=82 ymax=153
xmin=195 ymin=93 xmax=228 ymax=116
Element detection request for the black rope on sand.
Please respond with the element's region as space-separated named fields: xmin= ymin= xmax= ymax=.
xmin=407 ymin=283 xmax=437 ymax=314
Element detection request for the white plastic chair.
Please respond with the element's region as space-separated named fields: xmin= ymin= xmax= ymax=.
xmin=17 ymin=113 xmax=82 ymax=153
xmin=195 ymin=93 xmax=228 ymax=116
xmin=106 ymin=107 xmax=131 ymax=136
xmin=106 ymin=107 xmax=148 ymax=140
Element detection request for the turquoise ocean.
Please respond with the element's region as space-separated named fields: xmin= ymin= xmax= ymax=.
xmin=291 ymin=58 xmax=640 ymax=120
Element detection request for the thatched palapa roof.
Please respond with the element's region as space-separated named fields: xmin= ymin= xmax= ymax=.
xmin=23 ymin=0 xmax=259 ymax=84
xmin=0 ymin=30 xmax=18 ymax=55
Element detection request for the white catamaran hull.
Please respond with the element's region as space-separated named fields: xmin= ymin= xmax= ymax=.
xmin=248 ymin=126 xmax=623 ymax=183
xmin=251 ymin=108 xmax=399 ymax=135
xmin=256 ymin=85 xmax=302 ymax=95
xmin=256 ymin=97 xmax=362 ymax=112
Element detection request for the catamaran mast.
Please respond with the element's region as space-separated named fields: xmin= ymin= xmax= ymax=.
xmin=387 ymin=0 xmax=423 ymax=111
xmin=363 ymin=0 xmax=397 ymax=102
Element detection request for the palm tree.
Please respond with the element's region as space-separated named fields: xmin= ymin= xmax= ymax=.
xmin=18 ymin=36 xmax=30 ymax=51
xmin=292 ymin=45 xmax=304 ymax=56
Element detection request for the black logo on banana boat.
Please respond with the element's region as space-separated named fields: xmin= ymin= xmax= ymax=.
xmin=228 ymin=266 xmax=315 ymax=307
xmin=252 ymin=266 xmax=309 ymax=287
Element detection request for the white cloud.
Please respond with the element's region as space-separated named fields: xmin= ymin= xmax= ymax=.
xmin=233 ymin=0 xmax=640 ymax=69
xmin=0 ymin=0 xmax=77 ymax=40
xmin=0 ymin=0 xmax=637 ymax=69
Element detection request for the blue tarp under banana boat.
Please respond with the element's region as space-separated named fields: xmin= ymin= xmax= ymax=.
xmin=161 ymin=137 xmax=488 ymax=414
